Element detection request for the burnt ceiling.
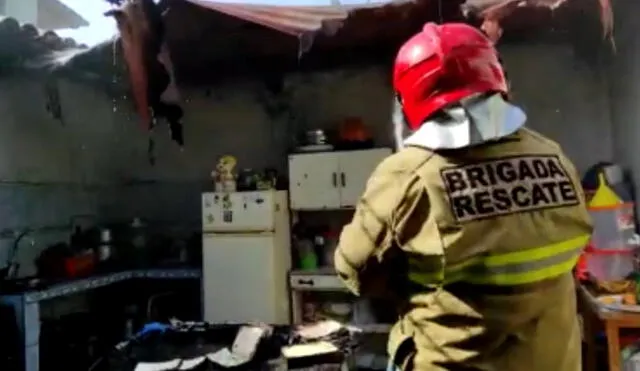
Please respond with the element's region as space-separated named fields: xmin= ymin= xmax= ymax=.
xmin=53 ymin=0 xmax=610 ymax=86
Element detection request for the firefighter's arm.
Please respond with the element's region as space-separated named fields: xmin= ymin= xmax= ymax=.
xmin=333 ymin=165 xmax=425 ymax=297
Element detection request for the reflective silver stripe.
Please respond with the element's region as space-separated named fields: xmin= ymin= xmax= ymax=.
xmin=453 ymin=247 xmax=579 ymax=276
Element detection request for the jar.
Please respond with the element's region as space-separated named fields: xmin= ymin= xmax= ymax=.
xmin=237 ymin=168 xmax=258 ymax=191
xmin=322 ymin=231 xmax=339 ymax=267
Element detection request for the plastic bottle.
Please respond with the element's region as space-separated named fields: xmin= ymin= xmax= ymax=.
xmin=131 ymin=218 xmax=147 ymax=267
xmin=297 ymin=238 xmax=318 ymax=270
xmin=131 ymin=218 xmax=146 ymax=250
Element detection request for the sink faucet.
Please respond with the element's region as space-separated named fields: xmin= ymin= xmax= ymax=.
xmin=4 ymin=229 xmax=32 ymax=279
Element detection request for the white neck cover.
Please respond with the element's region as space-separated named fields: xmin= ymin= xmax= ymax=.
xmin=394 ymin=93 xmax=527 ymax=151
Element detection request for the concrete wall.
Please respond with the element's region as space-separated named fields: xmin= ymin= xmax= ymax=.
xmin=609 ymin=0 xmax=640 ymax=212
xmin=0 ymin=42 xmax=614 ymax=276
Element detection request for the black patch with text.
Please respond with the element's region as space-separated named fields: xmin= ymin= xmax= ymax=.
xmin=440 ymin=155 xmax=579 ymax=223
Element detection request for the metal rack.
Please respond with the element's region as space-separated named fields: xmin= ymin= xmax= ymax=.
xmin=289 ymin=269 xmax=390 ymax=370
xmin=0 ymin=268 xmax=201 ymax=371
xmin=289 ymin=269 xmax=392 ymax=334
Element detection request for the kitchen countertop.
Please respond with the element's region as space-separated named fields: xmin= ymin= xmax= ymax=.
xmin=0 ymin=268 xmax=201 ymax=303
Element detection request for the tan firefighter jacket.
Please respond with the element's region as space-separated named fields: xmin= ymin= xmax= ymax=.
xmin=334 ymin=128 xmax=593 ymax=371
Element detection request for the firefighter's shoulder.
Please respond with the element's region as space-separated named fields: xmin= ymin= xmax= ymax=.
xmin=372 ymin=146 xmax=435 ymax=179
xmin=521 ymin=128 xmax=561 ymax=150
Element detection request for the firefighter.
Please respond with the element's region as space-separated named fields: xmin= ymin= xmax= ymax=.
xmin=334 ymin=22 xmax=592 ymax=371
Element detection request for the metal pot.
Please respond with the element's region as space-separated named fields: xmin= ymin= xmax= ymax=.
xmin=305 ymin=129 xmax=328 ymax=145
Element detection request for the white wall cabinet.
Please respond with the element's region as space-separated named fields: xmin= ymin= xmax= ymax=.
xmin=288 ymin=148 xmax=391 ymax=210
xmin=288 ymin=152 xmax=341 ymax=210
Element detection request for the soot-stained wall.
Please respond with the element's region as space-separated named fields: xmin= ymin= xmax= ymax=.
xmin=0 ymin=42 xmax=613 ymax=276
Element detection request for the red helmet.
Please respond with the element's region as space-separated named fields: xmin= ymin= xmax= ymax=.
xmin=393 ymin=22 xmax=508 ymax=130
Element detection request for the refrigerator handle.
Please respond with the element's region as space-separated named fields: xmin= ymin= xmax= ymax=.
xmin=340 ymin=172 xmax=346 ymax=187
xmin=332 ymin=172 xmax=337 ymax=187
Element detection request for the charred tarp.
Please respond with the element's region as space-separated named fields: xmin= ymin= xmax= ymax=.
xmin=105 ymin=0 xmax=184 ymax=149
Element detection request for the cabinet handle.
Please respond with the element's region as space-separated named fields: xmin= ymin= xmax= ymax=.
xmin=332 ymin=173 xmax=337 ymax=187
xmin=296 ymin=279 xmax=314 ymax=286
xmin=340 ymin=173 xmax=346 ymax=187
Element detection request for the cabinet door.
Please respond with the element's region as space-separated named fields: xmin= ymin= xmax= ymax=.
xmin=338 ymin=148 xmax=392 ymax=207
xmin=288 ymin=152 xmax=341 ymax=210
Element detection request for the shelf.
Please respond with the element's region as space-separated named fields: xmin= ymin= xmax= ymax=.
xmin=14 ymin=268 xmax=201 ymax=303
xmin=291 ymin=268 xmax=337 ymax=275
xmin=290 ymin=269 xmax=346 ymax=291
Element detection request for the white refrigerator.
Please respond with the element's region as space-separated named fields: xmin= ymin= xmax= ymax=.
xmin=201 ymin=190 xmax=291 ymax=324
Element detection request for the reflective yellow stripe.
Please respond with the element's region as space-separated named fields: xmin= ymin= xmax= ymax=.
xmin=407 ymin=272 xmax=443 ymax=287
xmin=408 ymin=234 xmax=589 ymax=286
xmin=447 ymin=234 xmax=590 ymax=272
xmin=478 ymin=234 xmax=589 ymax=266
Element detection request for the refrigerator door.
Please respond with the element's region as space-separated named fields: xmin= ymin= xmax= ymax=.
xmin=202 ymin=234 xmax=290 ymax=324
xmin=202 ymin=191 xmax=284 ymax=232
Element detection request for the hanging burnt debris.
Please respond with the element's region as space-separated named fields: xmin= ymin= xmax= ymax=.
xmin=461 ymin=0 xmax=613 ymax=45
xmin=105 ymin=0 xmax=184 ymax=150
